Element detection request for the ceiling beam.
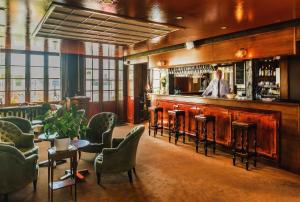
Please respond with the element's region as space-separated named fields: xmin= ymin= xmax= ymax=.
xmin=49 ymin=15 xmax=163 ymax=37
xmin=41 ymin=23 xmax=148 ymax=41
xmin=52 ymin=9 xmax=173 ymax=33
xmin=52 ymin=2 xmax=182 ymax=30
xmin=40 ymin=27 xmax=139 ymax=43
xmin=37 ymin=32 xmax=131 ymax=46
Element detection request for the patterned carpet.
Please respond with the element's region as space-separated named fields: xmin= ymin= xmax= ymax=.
xmin=3 ymin=124 xmax=300 ymax=202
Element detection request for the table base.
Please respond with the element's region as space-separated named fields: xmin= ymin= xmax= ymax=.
xmin=60 ymin=169 xmax=89 ymax=181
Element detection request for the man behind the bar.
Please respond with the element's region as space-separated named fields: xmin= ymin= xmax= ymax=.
xmin=202 ymin=69 xmax=229 ymax=98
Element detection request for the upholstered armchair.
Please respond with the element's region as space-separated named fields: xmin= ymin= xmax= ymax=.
xmin=0 ymin=121 xmax=38 ymax=157
xmin=0 ymin=117 xmax=32 ymax=133
xmin=80 ymin=112 xmax=116 ymax=155
xmin=0 ymin=144 xmax=38 ymax=201
xmin=94 ymin=125 xmax=145 ymax=184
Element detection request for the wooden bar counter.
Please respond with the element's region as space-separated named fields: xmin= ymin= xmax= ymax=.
xmin=151 ymin=94 xmax=300 ymax=174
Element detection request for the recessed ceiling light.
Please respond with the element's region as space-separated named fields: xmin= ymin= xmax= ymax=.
xmin=221 ymin=26 xmax=227 ymax=30
xmin=175 ymin=16 xmax=183 ymax=20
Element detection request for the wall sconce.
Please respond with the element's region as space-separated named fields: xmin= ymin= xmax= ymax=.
xmin=185 ymin=41 xmax=195 ymax=50
xmin=235 ymin=48 xmax=248 ymax=58
xmin=157 ymin=60 xmax=167 ymax=67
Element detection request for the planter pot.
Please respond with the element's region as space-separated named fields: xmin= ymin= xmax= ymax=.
xmin=54 ymin=137 xmax=70 ymax=151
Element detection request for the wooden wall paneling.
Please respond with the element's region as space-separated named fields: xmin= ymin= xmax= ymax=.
xmin=155 ymin=98 xmax=279 ymax=157
xmin=148 ymin=44 xmax=213 ymax=68
xmin=280 ymin=59 xmax=289 ymax=99
xmin=148 ymin=28 xmax=296 ymax=68
xmin=127 ymin=65 xmax=134 ymax=123
xmin=151 ymin=94 xmax=300 ymax=173
xmin=127 ymin=96 xmax=134 ymax=123
xmin=296 ymin=26 xmax=300 ymax=41
xmin=213 ymin=28 xmax=295 ymax=62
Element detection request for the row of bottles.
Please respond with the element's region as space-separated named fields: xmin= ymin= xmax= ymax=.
xmin=254 ymin=59 xmax=280 ymax=100
xmin=258 ymin=62 xmax=277 ymax=77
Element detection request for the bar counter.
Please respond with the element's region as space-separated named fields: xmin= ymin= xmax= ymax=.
xmin=151 ymin=94 xmax=300 ymax=173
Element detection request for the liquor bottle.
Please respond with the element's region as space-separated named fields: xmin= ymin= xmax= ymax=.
xmin=259 ymin=67 xmax=262 ymax=76
xmin=265 ymin=64 xmax=270 ymax=76
xmin=261 ymin=65 xmax=265 ymax=76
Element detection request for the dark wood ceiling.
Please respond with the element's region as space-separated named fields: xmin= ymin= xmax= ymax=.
xmin=1 ymin=0 xmax=300 ymax=50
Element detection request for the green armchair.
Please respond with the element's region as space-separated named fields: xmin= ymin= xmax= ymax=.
xmin=80 ymin=112 xmax=116 ymax=154
xmin=0 ymin=121 xmax=38 ymax=157
xmin=0 ymin=144 xmax=38 ymax=201
xmin=0 ymin=117 xmax=32 ymax=133
xmin=94 ymin=125 xmax=145 ymax=184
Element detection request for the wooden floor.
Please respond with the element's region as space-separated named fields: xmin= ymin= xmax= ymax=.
xmin=2 ymin=124 xmax=300 ymax=202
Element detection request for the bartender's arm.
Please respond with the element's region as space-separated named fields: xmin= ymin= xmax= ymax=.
xmin=202 ymin=80 xmax=214 ymax=96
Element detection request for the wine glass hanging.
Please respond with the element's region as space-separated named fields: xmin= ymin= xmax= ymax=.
xmin=168 ymin=64 xmax=216 ymax=77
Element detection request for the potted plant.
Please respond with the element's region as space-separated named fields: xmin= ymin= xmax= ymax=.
xmin=160 ymin=75 xmax=167 ymax=94
xmin=44 ymin=105 xmax=87 ymax=151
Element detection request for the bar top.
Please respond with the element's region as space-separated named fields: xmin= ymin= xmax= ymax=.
xmin=151 ymin=94 xmax=300 ymax=107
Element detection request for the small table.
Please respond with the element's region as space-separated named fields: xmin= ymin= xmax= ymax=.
xmin=48 ymin=147 xmax=77 ymax=202
xmin=60 ymin=139 xmax=90 ymax=181
xmin=38 ymin=133 xmax=67 ymax=167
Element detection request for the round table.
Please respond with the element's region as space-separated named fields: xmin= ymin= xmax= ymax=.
xmin=38 ymin=133 xmax=67 ymax=167
xmin=60 ymin=139 xmax=90 ymax=181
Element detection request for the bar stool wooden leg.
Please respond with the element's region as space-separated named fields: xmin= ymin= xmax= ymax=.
xmin=195 ymin=120 xmax=199 ymax=153
xmin=241 ymin=129 xmax=244 ymax=163
xmin=245 ymin=129 xmax=249 ymax=171
xmin=154 ymin=112 xmax=158 ymax=137
xmin=232 ymin=127 xmax=236 ymax=166
xmin=175 ymin=116 xmax=179 ymax=145
xmin=148 ymin=114 xmax=151 ymax=136
xmin=183 ymin=116 xmax=186 ymax=144
xmin=203 ymin=121 xmax=208 ymax=156
xmin=254 ymin=127 xmax=257 ymax=167
xmin=213 ymin=120 xmax=216 ymax=154
xmin=168 ymin=115 xmax=171 ymax=142
xmin=161 ymin=113 xmax=163 ymax=136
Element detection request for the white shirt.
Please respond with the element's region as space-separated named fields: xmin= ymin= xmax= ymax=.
xmin=202 ymin=79 xmax=229 ymax=98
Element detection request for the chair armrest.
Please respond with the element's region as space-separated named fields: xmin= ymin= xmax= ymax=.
xmin=16 ymin=133 xmax=34 ymax=148
xmin=25 ymin=154 xmax=38 ymax=173
xmin=112 ymin=138 xmax=124 ymax=148
xmin=25 ymin=153 xmax=38 ymax=165
xmin=0 ymin=144 xmax=25 ymax=162
xmin=102 ymin=129 xmax=113 ymax=146
xmin=0 ymin=141 xmax=15 ymax=147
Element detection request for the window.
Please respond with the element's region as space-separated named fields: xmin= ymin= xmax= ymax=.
xmin=118 ymin=60 xmax=124 ymax=100
xmin=48 ymin=39 xmax=61 ymax=53
xmin=48 ymin=55 xmax=61 ymax=102
xmin=10 ymin=53 xmax=26 ymax=104
xmin=85 ymin=58 xmax=99 ymax=102
xmin=11 ymin=35 xmax=26 ymax=50
xmin=0 ymin=52 xmax=5 ymax=104
xmin=152 ymin=69 xmax=161 ymax=94
xmin=103 ymin=59 xmax=116 ymax=101
xmin=31 ymin=37 xmax=44 ymax=52
xmin=102 ymin=44 xmax=116 ymax=57
xmin=30 ymin=55 xmax=44 ymax=102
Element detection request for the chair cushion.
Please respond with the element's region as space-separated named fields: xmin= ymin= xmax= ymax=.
xmin=0 ymin=121 xmax=23 ymax=143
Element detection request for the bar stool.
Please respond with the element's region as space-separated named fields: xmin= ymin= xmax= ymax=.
xmin=168 ymin=109 xmax=185 ymax=144
xmin=232 ymin=121 xmax=257 ymax=170
xmin=195 ymin=115 xmax=216 ymax=156
xmin=148 ymin=106 xmax=164 ymax=137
